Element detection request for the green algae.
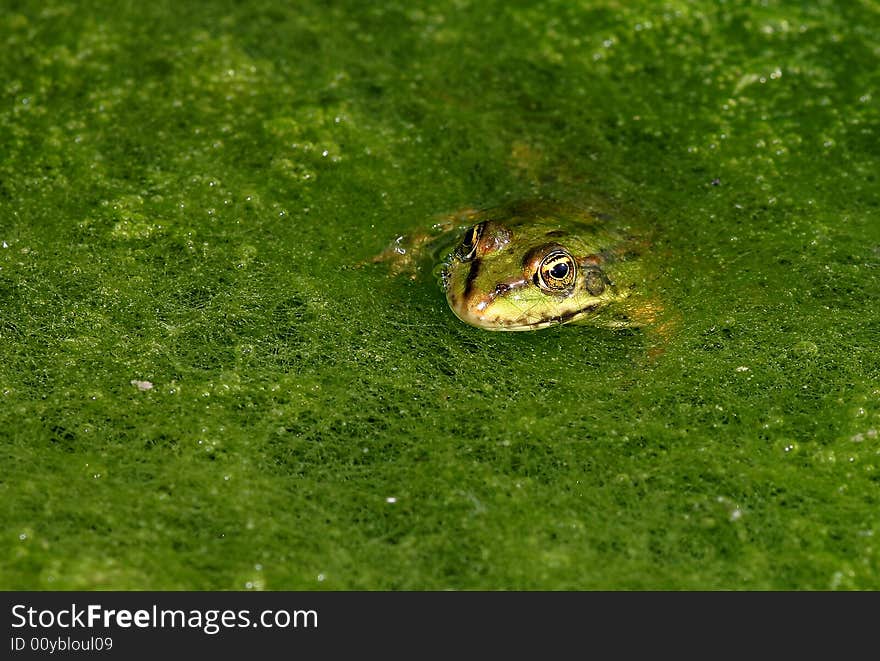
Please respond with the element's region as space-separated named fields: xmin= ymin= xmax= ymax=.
xmin=1 ymin=0 xmax=879 ymax=589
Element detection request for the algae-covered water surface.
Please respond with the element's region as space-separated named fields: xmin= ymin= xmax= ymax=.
xmin=2 ymin=0 xmax=879 ymax=589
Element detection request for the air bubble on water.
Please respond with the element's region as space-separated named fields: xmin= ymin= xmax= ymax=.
xmin=19 ymin=533 xmax=26 ymax=541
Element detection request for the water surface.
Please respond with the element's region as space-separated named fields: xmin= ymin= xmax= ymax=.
xmin=1 ymin=0 xmax=878 ymax=588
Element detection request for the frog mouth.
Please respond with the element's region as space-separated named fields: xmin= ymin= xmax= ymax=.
xmin=497 ymin=302 xmax=601 ymax=331
xmin=450 ymin=298 xmax=600 ymax=331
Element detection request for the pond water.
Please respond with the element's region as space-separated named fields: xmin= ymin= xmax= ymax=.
xmin=1 ymin=1 xmax=878 ymax=588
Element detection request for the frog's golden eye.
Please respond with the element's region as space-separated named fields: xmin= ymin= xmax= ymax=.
xmin=457 ymin=222 xmax=485 ymax=262
xmin=536 ymin=249 xmax=577 ymax=293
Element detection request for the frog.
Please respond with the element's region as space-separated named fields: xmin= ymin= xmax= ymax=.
xmin=372 ymin=197 xmax=665 ymax=334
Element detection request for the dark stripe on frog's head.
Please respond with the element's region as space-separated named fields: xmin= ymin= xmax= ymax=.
xmin=463 ymin=257 xmax=482 ymax=300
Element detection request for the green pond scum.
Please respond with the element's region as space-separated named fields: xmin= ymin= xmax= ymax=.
xmin=0 ymin=0 xmax=878 ymax=590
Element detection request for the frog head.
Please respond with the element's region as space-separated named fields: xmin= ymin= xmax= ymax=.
xmin=441 ymin=208 xmax=638 ymax=331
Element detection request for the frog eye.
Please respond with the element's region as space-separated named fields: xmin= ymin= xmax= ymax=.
xmin=536 ymin=249 xmax=577 ymax=293
xmin=456 ymin=222 xmax=485 ymax=262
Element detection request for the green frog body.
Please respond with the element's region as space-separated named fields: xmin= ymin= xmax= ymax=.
xmin=374 ymin=199 xmax=660 ymax=332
